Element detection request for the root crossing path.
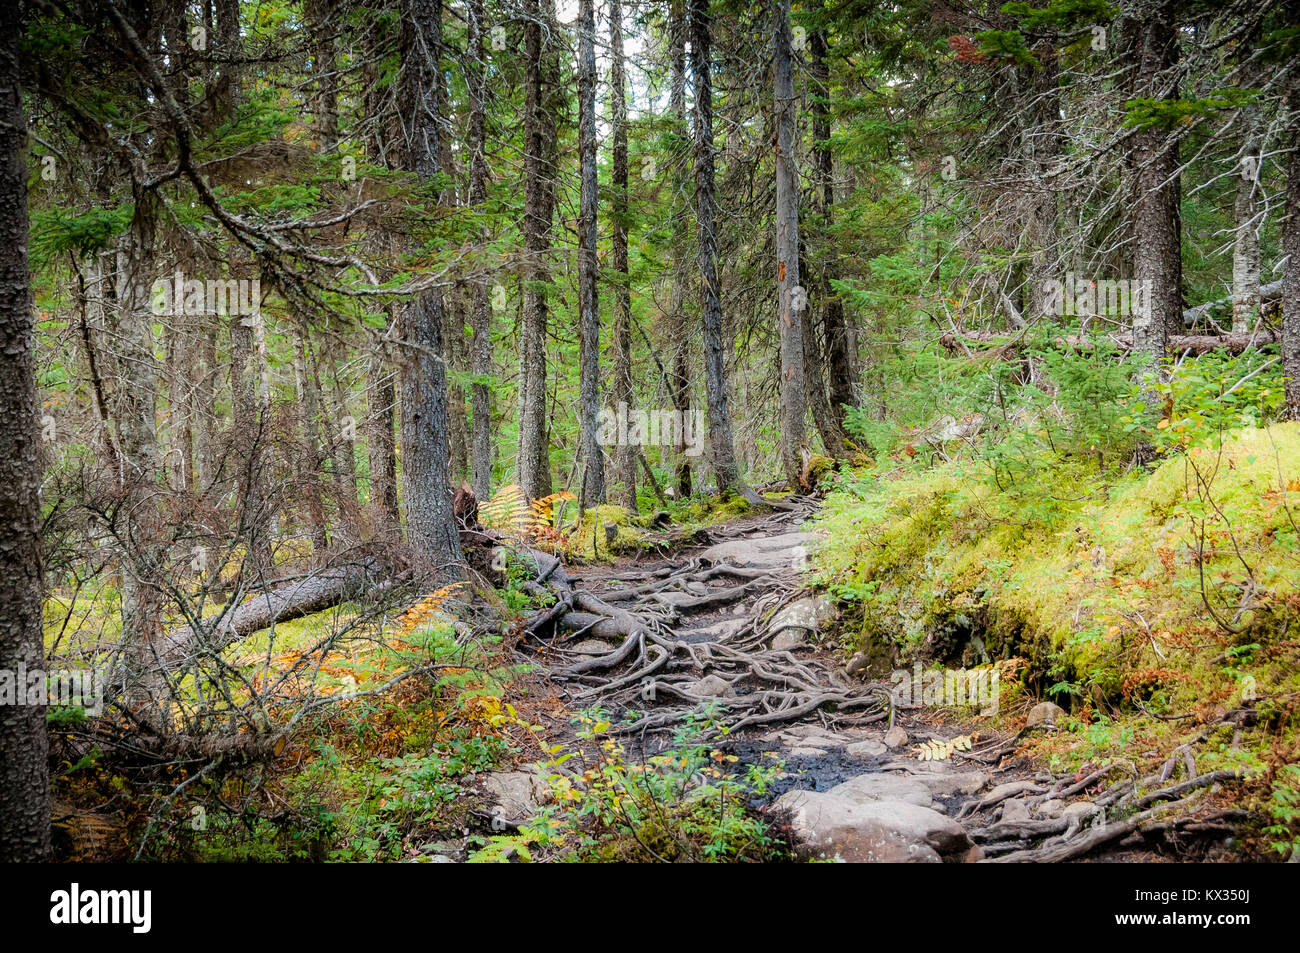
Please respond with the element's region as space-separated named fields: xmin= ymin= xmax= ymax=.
xmin=503 ymin=502 xmax=1247 ymax=863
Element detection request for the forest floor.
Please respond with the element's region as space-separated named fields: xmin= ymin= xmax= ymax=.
xmin=479 ymin=499 xmax=1254 ymax=863
xmin=48 ymin=488 xmax=1270 ymax=863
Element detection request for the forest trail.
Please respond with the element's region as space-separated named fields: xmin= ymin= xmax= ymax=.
xmin=490 ymin=503 xmax=1245 ymax=863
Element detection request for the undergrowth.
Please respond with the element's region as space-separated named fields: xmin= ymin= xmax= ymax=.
xmin=814 ymin=342 xmax=1300 ymax=854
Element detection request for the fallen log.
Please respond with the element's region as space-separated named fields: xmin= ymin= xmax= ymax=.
xmin=155 ymin=559 xmax=388 ymax=671
xmin=1182 ymin=279 xmax=1281 ymax=328
xmin=940 ymin=329 xmax=1280 ymax=355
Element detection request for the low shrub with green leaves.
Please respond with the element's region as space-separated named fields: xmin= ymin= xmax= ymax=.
xmin=470 ymin=707 xmax=789 ymax=863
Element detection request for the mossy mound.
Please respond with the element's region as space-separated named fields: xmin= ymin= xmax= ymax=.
xmin=676 ymin=494 xmax=752 ymax=526
xmin=564 ymin=504 xmax=645 ymax=561
xmin=812 ymin=422 xmax=1300 ymax=722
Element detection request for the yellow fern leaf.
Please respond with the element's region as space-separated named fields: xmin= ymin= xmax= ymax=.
xmin=913 ymin=734 xmax=975 ymax=761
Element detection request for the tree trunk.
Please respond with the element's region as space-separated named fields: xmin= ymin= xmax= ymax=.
xmin=799 ymin=240 xmax=844 ymax=457
xmin=609 ymin=0 xmax=636 ymax=511
xmin=193 ymin=322 xmax=217 ymax=496
xmin=397 ymin=0 xmax=462 ymax=576
xmin=466 ymin=0 xmax=493 ymax=503
xmin=165 ymin=312 xmax=194 ymax=491
xmin=327 ymin=341 xmax=360 ymax=539
xmin=292 ymin=332 xmax=330 ymax=556
xmin=365 ymin=323 xmax=400 ymax=529
xmin=1131 ymin=4 xmax=1182 ymax=364
xmin=229 ymin=298 xmax=273 ymax=576
xmin=112 ymin=184 xmax=167 ymax=707
xmin=1283 ymin=117 xmax=1300 ymax=420
xmin=577 ymin=0 xmax=605 ymax=506
xmin=1024 ymin=37 xmax=1061 ymax=324
xmin=309 ymin=0 xmax=339 ymax=152
xmin=157 ymin=561 xmax=387 ymax=672
xmin=0 ymin=6 xmax=51 ymax=860
xmin=810 ymin=29 xmax=855 ymax=428
xmin=446 ymin=291 xmax=469 ymax=486
xmin=439 ymin=110 xmax=469 ymax=489
xmin=669 ymin=0 xmax=693 ymax=497
xmin=1232 ymin=107 xmax=1263 ymax=334
xmin=75 ymin=252 xmax=119 ymax=470
xmin=689 ymin=0 xmax=742 ymax=493
xmin=210 ymin=0 xmax=242 ymax=121
xmin=774 ymin=0 xmax=808 ymax=486
xmin=516 ymin=0 xmax=556 ymax=502
xmin=362 ymin=13 xmax=393 ymax=167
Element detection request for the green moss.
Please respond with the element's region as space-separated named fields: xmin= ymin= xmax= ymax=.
xmin=812 ymin=422 xmax=1300 ymax=719
xmin=676 ymin=494 xmax=753 ymax=526
xmin=564 ymin=504 xmax=646 ymax=561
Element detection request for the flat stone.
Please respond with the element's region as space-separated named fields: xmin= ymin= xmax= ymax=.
xmin=771 ymin=629 xmax=808 ymax=652
xmin=1001 ymin=798 xmax=1032 ymax=822
xmin=846 ymin=740 xmax=888 ymax=759
xmin=774 ymin=790 xmax=977 ymax=863
xmin=911 ymin=770 xmax=991 ymax=798
xmin=828 ymin=774 xmax=935 ymax=809
xmin=481 ymin=771 xmax=548 ymax=824
xmin=689 ymin=674 xmax=734 ymax=698
xmin=773 ymin=725 xmax=847 ymax=747
xmin=1037 ymin=799 xmax=1065 ymax=819
xmin=786 ymin=746 xmax=829 ymax=758
xmin=767 ymin=595 xmax=837 ymax=637
xmin=568 ymin=639 xmax=619 ymax=655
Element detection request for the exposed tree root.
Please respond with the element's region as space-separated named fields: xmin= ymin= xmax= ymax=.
xmin=968 ymin=766 xmax=1257 ymax=862
xmin=511 ymin=520 xmax=886 ymax=740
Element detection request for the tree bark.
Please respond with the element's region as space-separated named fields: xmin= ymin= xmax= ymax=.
xmin=1130 ymin=3 xmax=1183 ymax=362
xmin=1232 ymin=106 xmax=1263 ymax=334
xmin=1024 ymin=37 xmax=1061 ymax=324
xmin=157 ymin=561 xmax=386 ymax=672
xmin=112 ymin=183 xmax=168 ymax=707
xmin=210 ymin=0 xmax=242 ymax=121
xmin=292 ymin=331 xmax=331 ymax=556
xmin=228 ymin=295 xmax=273 ymax=577
xmin=689 ymin=0 xmax=742 ymax=493
xmin=193 ymin=322 xmax=217 ymax=496
xmin=577 ymin=0 xmax=605 ymax=506
xmin=327 ymin=341 xmax=360 ymax=541
xmin=941 ymin=329 xmax=1281 ymax=355
xmin=669 ymin=0 xmax=693 ymax=496
xmin=365 ymin=323 xmax=400 ymax=529
xmin=810 ymin=29 xmax=855 ymax=429
xmin=609 ymin=0 xmax=636 ymax=511
xmin=397 ymin=0 xmax=462 ymax=577
xmin=308 ymin=0 xmax=339 ymax=152
xmin=466 ymin=0 xmax=493 ymax=503
xmin=165 ymin=311 xmax=194 ymax=492
xmin=1283 ymin=115 xmax=1300 ymax=419
xmin=0 ymin=4 xmax=51 ymax=860
xmin=774 ymin=0 xmax=808 ymax=486
xmin=799 ymin=239 xmax=844 ymax=457
xmin=516 ymin=0 xmax=556 ymax=502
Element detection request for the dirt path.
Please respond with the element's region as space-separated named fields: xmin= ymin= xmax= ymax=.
xmin=498 ymin=504 xmax=1241 ymax=862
